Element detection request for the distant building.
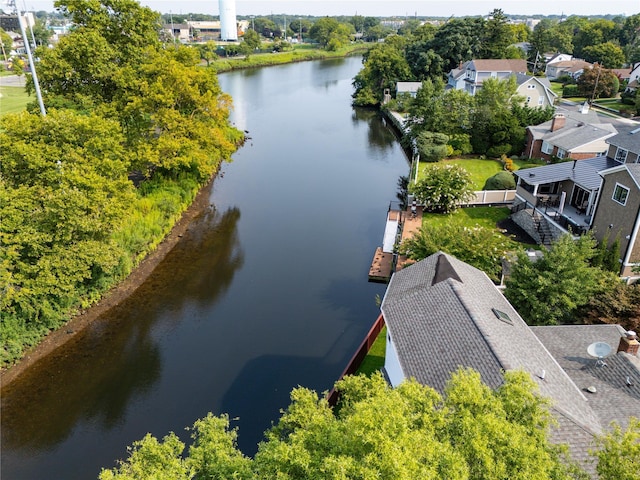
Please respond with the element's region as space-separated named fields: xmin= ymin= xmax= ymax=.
xmin=219 ymin=0 xmax=238 ymax=41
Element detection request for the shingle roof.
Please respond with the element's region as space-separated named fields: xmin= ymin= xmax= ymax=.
xmin=531 ymin=325 xmax=640 ymax=432
xmin=469 ymin=59 xmax=527 ymax=72
xmin=543 ymin=123 xmax=617 ymax=151
xmin=381 ymin=253 xmax=601 ymax=434
xmin=605 ymin=123 xmax=640 ymax=154
xmin=628 ymin=164 xmax=640 ymax=186
xmin=514 ymin=156 xmax=619 ymax=190
xmin=514 ymin=73 xmax=553 ymax=90
xmin=527 ymin=108 xmax=603 ymax=141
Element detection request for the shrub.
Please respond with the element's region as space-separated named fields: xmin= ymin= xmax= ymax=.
xmin=562 ymin=85 xmax=579 ymax=97
xmin=484 ymin=171 xmax=516 ymax=190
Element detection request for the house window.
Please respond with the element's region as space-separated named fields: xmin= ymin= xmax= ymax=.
xmin=612 ymin=183 xmax=629 ymax=206
xmin=526 ymin=96 xmax=531 ymax=104
xmin=615 ymin=148 xmax=628 ymax=163
xmin=527 ymin=84 xmax=536 ymax=89
xmin=542 ymin=141 xmax=553 ymax=154
xmin=538 ymin=97 xmax=544 ymax=105
xmin=557 ymin=148 xmax=567 ymax=159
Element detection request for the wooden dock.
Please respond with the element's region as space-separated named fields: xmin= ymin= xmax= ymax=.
xmin=368 ymin=247 xmax=394 ymax=282
xmin=368 ymin=206 xmax=423 ymax=281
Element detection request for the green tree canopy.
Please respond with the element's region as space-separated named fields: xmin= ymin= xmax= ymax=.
xmin=581 ymin=41 xmax=626 ymax=69
xmin=410 ymin=163 xmax=474 ymax=214
xmin=352 ymin=40 xmax=412 ymax=106
xmin=99 ymin=369 xmax=584 ymax=479
xmin=309 ymin=17 xmax=353 ymax=49
xmin=577 ymin=65 xmax=620 ymax=99
xmin=594 ymin=417 xmax=640 ymax=480
xmin=480 ymin=9 xmax=516 ymax=58
xmin=1 ymin=110 xmax=135 ymax=360
xmin=504 ymin=234 xmax=617 ymax=325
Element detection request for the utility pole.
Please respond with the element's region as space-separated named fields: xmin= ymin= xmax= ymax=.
xmin=11 ymin=0 xmax=46 ymax=116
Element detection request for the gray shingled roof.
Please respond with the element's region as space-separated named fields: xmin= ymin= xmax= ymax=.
xmin=544 ymin=123 xmax=616 ymax=151
xmin=605 ymin=123 xmax=640 ymax=154
xmin=532 ymin=325 xmax=640 ymax=432
xmin=527 ymin=107 xmax=603 ymax=141
xmin=514 ymin=73 xmax=553 ymax=91
xmin=514 ymin=156 xmax=619 ymax=190
xmin=628 ymin=164 xmax=640 ymax=186
xmin=381 ymin=253 xmax=602 ymax=435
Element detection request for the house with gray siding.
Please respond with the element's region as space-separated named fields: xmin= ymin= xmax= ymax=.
xmin=381 ymin=252 xmax=640 ymax=475
xmin=591 ymin=164 xmax=640 ymax=277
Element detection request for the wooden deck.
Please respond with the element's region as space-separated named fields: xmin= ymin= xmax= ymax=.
xmin=368 ymin=206 xmax=423 ymax=281
xmin=368 ymin=247 xmax=394 ymax=282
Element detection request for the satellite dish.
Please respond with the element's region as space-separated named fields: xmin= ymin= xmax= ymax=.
xmin=587 ymin=342 xmax=612 ymax=367
xmin=587 ymin=342 xmax=612 ymax=358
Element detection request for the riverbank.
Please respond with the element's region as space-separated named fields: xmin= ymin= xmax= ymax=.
xmin=0 ymin=177 xmax=216 ymax=388
xmin=213 ymin=44 xmax=369 ymax=72
xmin=0 ymin=47 xmax=369 ymax=385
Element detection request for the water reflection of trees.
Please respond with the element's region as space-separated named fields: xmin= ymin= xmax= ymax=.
xmin=1 ymin=207 xmax=243 ymax=452
xmin=351 ymin=108 xmax=399 ymax=153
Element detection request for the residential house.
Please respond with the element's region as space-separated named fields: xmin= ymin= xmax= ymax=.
xmin=545 ymin=59 xmax=593 ymax=80
xmin=524 ymin=110 xmax=617 ymax=161
xmin=381 ymin=252 xmax=639 ymax=474
xmin=396 ymin=81 xmax=423 ymax=98
xmin=512 ymin=123 xmax=640 ymax=277
xmin=459 ymin=59 xmax=528 ymax=96
xmin=590 ymin=163 xmax=640 ymax=277
xmin=512 ymin=156 xmax=620 ymax=243
xmin=446 ymin=63 xmax=466 ymax=90
xmin=514 ymin=73 xmax=557 ymax=108
xmin=545 ymin=52 xmax=573 ymax=65
xmin=605 ymin=123 xmax=640 ymax=164
xmin=625 ymin=62 xmax=640 ymax=93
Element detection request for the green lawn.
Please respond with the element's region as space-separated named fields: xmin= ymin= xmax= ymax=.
xmin=356 ymin=326 xmax=387 ymax=376
xmin=549 ymin=81 xmax=564 ymax=96
xmin=423 ymin=206 xmax=511 ymax=229
xmin=594 ymin=98 xmax=625 ymax=111
xmin=0 ymin=86 xmax=31 ymax=115
xmin=416 ymin=157 xmax=545 ymax=190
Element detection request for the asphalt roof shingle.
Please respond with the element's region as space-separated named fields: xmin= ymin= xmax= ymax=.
xmin=381 ymin=253 xmax=601 ymax=433
xmin=514 ymin=156 xmax=620 ymax=190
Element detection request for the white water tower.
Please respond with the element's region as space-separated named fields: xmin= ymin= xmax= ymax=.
xmin=219 ymin=0 xmax=238 ymax=41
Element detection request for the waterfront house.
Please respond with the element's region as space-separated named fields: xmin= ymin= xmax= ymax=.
xmin=513 ymin=122 xmax=640 ymax=276
xmin=451 ymin=59 xmax=528 ymax=96
xmin=381 ymin=252 xmax=640 ymax=474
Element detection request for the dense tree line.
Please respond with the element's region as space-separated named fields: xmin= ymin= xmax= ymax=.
xmin=0 ymin=0 xmax=242 ymax=365
xmin=353 ymin=11 xmax=640 ymax=107
xmin=98 ymin=368 xmax=638 ymax=479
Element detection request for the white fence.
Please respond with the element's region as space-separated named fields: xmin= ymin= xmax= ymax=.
xmin=465 ymin=190 xmax=516 ymax=205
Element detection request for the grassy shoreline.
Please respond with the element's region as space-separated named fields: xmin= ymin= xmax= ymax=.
xmin=212 ymin=44 xmax=369 ymax=73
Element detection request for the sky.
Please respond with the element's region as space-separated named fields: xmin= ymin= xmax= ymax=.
xmin=6 ymin=0 xmax=637 ymax=17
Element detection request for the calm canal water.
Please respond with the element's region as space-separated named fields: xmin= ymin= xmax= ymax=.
xmin=1 ymin=56 xmax=410 ymax=479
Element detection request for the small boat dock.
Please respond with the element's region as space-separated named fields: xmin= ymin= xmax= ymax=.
xmin=368 ymin=205 xmax=423 ymax=282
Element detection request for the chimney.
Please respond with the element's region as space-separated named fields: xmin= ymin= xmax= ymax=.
xmin=550 ymin=114 xmax=566 ymax=132
xmin=617 ymin=330 xmax=639 ymax=356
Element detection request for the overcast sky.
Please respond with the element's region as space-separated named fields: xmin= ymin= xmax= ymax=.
xmin=8 ymin=0 xmax=636 ymax=17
